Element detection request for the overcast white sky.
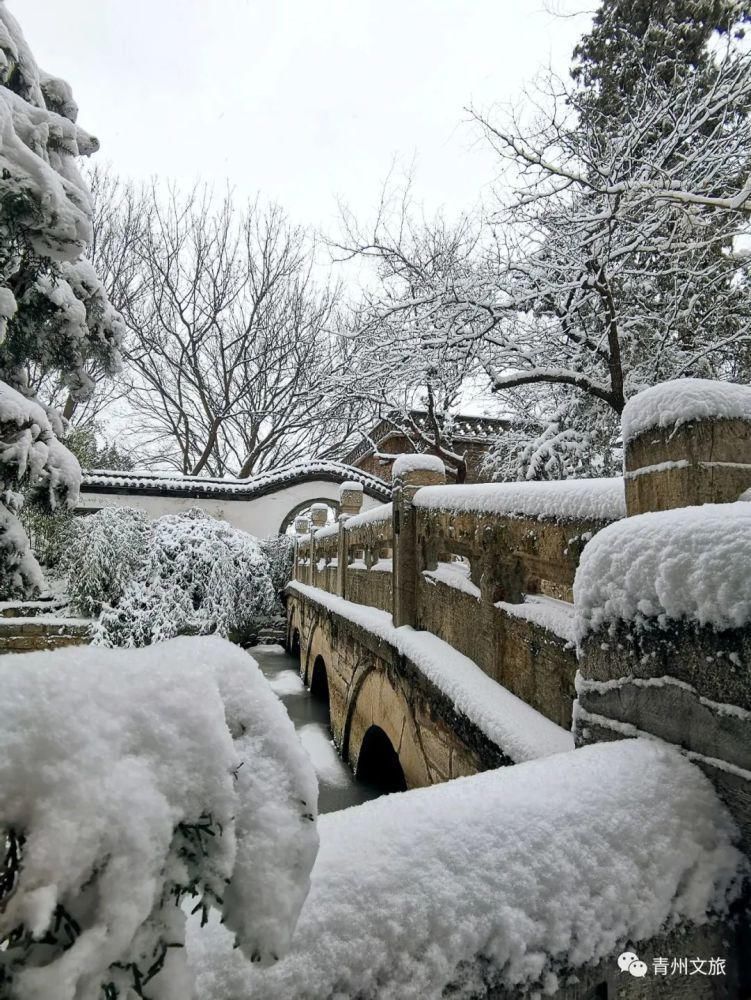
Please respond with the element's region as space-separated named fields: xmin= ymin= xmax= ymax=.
xmin=18 ymin=1 xmax=591 ymax=230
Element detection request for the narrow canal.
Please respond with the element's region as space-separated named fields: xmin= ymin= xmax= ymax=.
xmin=252 ymin=643 xmax=381 ymax=814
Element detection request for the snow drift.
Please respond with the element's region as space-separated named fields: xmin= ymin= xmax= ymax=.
xmin=0 ymin=635 xmax=319 ymax=1000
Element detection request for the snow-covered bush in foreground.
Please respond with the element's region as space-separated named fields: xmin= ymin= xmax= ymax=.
xmin=0 ymin=635 xmax=319 ymax=1000
xmin=95 ymin=510 xmax=277 ymax=647
xmin=188 ymin=740 xmax=744 ymax=1000
xmin=62 ymin=506 xmax=148 ymax=616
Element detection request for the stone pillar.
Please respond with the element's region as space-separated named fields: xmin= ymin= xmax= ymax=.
xmin=392 ymin=455 xmax=446 ymax=628
xmin=337 ymin=483 xmax=362 ymax=598
xmin=293 ymin=517 xmax=309 ymax=582
xmin=336 ymin=520 xmax=347 ymax=598
xmin=310 ymin=503 xmax=329 ymax=529
xmin=309 ymin=504 xmax=328 ymax=587
xmin=622 ymin=380 xmax=751 ymax=515
xmin=338 ymin=481 xmax=363 ymax=518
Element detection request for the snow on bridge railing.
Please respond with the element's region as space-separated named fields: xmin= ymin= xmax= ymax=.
xmin=291 ymin=377 xmax=751 ymax=734
xmin=291 ymin=459 xmax=627 ymax=728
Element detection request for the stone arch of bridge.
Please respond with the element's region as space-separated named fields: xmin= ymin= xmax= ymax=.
xmin=302 ymin=621 xmax=328 ymax=687
xmin=310 ymin=654 xmax=330 ymax=710
xmin=344 ymin=666 xmax=429 ymax=790
xmin=286 ymin=602 xmax=303 ymax=659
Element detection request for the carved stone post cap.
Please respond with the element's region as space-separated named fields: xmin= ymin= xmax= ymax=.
xmin=338 ymin=480 xmax=364 ymax=517
xmin=310 ymin=503 xmax=330 ymax=528
xmin=621 ymin=380 xmax=751 ymax=513
xmin=391 ymin=453 xmax=447 ymax=489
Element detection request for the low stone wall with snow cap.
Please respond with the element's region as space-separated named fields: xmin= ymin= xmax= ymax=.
xmin=190 ymin=738 xmax=746 ymax=1000
xmin=622 ymin=379 xmax=751 ymax=513
xmin=574 ymin=499 xmax=751 ymax=853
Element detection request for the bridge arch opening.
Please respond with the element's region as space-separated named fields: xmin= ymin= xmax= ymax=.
xmin=310 ymin=655 xmax=331 ymax=724
xmin=356 ymin=725 xmax=407 ymax=793
xmin=289 ymin=628 xmax=301 ymax=659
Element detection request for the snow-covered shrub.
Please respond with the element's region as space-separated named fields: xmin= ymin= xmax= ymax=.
xmin=260 ymin=533 xmax=296 ymax=595
xmin=95 ymin=510 xmax=277 ymax=647
xmin=0 ymin=635 xmax=319 ymax=1000
xmin=62 ymin=506 xmax=149 ymax=616
xmin=0 ymin=6 xmax=123 ymax=598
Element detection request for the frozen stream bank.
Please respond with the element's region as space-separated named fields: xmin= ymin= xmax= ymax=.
xmin=252 ymin=643 xmax=381 ymax=813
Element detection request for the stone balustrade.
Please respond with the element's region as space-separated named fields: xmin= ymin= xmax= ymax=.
xmin=292 ymin=460 xmax=625 ymax=728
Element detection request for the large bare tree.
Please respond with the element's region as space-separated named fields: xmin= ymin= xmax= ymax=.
xmin=72 ymin=176 xmax=362 ymax=476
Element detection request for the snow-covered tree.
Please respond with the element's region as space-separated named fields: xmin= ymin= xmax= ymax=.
xmin=62 ymin=506 xmax=149 ymax=617
xmin=94 ymin=510 xmax=278 ymax=647
xmin=335 ymin=1 xmax=751 ymax=479
xmin=260 ymin=533 xmax=296 ymax=596
xmin=76 ymin=176 xmax=363 ymax=476
xmin=0 ymin=4 xmax=122 ymax=595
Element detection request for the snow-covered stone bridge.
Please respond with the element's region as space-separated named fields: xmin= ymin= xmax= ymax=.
xmin=77 ymin=460 xmax=390 ymax=536
xmin=283 ymin=382 xmax=751 ymax=998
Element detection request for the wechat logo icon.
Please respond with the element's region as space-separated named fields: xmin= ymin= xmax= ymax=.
xmin=618 ymin=951 xmax=648 ymax=978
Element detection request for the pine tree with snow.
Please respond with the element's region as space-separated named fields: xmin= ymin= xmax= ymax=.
xmin=0 ymin=4 xmax=122 ymax=598
xmin=572 ymin=0 xmax=751 ymax=118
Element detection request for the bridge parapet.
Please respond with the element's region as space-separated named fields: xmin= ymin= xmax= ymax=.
xmin=411 ymin=477 xmax=625 ymax=726
xmin=293 ymin=461 xmax=626 ymax=728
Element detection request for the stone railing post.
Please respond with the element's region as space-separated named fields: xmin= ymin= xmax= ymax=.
xmin=336 ymin=481 xmax=362 ymax=599
xmin=293 ymin=516 xmax=309 ymax=581
xmin=309 ymin=503 xmax=329 ymax=587
xmin=338 ymin=480 xmax=363 ymax=518
xmin=622 ymin=379 xmax=751 ymax=515
xmin=336 ymin=519 xmax=347 ymax=598
xmin=392 ymin=455 xmax=446 ymax=628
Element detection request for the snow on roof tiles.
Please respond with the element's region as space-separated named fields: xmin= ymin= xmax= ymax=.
xmin=81 ymin=461 xmax=391 ymax=502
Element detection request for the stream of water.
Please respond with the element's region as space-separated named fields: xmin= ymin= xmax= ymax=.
xmin=251 ymin=644 xmax=381 ymax=814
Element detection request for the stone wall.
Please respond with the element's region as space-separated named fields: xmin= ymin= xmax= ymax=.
xmin=0 ymin=613 xmax=90 ymax=653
